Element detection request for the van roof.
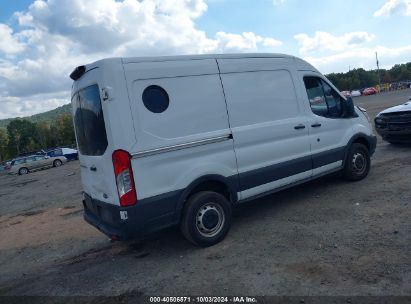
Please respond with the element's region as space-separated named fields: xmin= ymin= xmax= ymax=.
xmin=121 ymin=53 xmax=293 ymax=64
xmin=76 ymin=53 xmax=318 ymax=80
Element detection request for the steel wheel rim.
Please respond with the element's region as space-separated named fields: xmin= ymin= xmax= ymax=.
xmin=196 ymin=202 xmax=225 ymax=238
xmin=352 ymin=152 xmax=366 ymax=174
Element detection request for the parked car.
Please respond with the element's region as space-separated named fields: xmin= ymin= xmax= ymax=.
xmin=341 ymin=91 xmax=351 ymax=98
xmin=70 ymin=53 xmax=376 ymax=247
xmin=4 ymin=161 xmax=11 ymax=170
xmin=350 ymin=90 xmax=361 ymax=97
xmin=8 ymin=155 xmax=67 ymax=175
xmin=375 ymin=97 xmax=411 ymax=144
xmin=363 ymin=87 xmax=377 ymax=96
xmin=17 ymin=150 xmax=46 ymax=157
xmin=0 ymin=161 xmax=12 ymax=172
xmin=47 ymin=147 xmax=79 ymax=161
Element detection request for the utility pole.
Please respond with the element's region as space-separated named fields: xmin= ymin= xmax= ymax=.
xmin=376 ymin=52 xmax=381 ymax=91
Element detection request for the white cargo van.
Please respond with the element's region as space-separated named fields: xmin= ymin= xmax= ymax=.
xmin=70 ymin=53 xmax=376 ymax=247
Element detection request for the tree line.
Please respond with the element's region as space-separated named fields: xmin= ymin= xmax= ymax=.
xmin=0 ymin=113 xmax=75 ymax=162
xmin=326 ymin=62 xmax=411 ymax=91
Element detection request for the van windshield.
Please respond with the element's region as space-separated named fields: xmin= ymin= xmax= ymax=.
xmin=72 ymin=84 xmax=108 ymax=156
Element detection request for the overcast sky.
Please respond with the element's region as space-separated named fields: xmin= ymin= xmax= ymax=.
xmin=0 ymin=0 xmax=410 ymax=119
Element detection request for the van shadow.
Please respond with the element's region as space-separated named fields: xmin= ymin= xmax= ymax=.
xmin=376 ymin=141 xmax=411 ymax=161
xmin=232 ymin=172 xmax=343 ymax=219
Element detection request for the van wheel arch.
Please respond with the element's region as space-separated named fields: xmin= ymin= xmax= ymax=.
xmin=176 ymin=175 xmax=238 ymax=220
xmin=342 ymin=133 xmax=372 ymax=167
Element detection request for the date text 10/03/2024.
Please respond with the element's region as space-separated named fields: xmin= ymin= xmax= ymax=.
xmin=149 ymin=297 xmax=257 ymax=303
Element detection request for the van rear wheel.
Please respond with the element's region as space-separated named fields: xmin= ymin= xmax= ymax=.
xmin=181 ymin=191 xmax=232 ymax=247
xmin=342 ymin=143 xmax=370 ymax=181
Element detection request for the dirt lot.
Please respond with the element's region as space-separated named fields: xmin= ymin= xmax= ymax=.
xmin=0 ymin=89 xmax=410 ymax=297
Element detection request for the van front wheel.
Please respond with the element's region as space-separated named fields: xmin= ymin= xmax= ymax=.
xmin=181 ymin=191 xmax=232 ymax=247
xmin=342 ymin=143 xmax=370 ymax=181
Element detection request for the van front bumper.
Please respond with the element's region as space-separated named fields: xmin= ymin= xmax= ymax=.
xmin=82 ymin=192 xmax=180 ymax=241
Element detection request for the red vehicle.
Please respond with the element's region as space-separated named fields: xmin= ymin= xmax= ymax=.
xmin=363 ymin=87 xmax=377 ymax=96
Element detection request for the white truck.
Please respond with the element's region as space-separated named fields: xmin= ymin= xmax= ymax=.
xmin=70 ymin=53 xmax=376 ymax=247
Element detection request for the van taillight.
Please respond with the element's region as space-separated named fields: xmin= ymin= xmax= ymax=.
xmin=112 ymin=150 xmax=137 ymax=206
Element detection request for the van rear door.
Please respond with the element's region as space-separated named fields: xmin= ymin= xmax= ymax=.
xmin=72 ymin=68 xmax=119 ymax=205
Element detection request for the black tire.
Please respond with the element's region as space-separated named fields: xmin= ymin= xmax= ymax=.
xmin=18 ymin=167 xmax=29 ymax=175
xmin=53 ymin=159 xmax=63 ymax=167
xmin=181 ymin=191 xmax=232 ymax=247
xmin=342 ymin=143 xmax=370 ymax=181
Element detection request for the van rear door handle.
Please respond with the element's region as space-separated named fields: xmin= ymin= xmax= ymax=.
xmin=90 ymin=165 xmax=97 ymax=172
xmin=311 ymin=123 xmax=322 ymax=128
xmin=294 ymin=124 xmax=306 ymax=130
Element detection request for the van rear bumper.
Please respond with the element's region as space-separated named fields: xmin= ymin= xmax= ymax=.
xmin=82 ymin=192 xmax=180 ymax=241
xmin=83 ymin=204 xmax=126 ymax=240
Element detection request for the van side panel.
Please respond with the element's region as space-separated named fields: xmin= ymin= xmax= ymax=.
xmin=124 ymin=60 xmax=238 ymax=211
xmin=218 ymin=58 xmax=312 ymax=200
xmin=128 ymin=75 xmax=230 ymax=148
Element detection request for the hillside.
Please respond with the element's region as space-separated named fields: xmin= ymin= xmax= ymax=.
xmin=0 ymin=104 xmax=72 ymax=129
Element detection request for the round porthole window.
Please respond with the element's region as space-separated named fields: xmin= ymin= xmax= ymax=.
xmin=142 ymin=85 xmax=169 ymax=113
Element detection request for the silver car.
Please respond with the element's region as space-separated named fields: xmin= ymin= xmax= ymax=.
xmin=9 ymin=155 xmax=67 ymax=175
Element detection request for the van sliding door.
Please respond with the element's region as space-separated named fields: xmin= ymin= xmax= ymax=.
xmin=218 ymin=59 xmax=312 ymax=200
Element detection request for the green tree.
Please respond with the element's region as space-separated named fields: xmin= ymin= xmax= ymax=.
xmin=325 ymin=61 xmax=411 ymax=90
xmin=382 ymin=71 xmax=392 ymax=83
xmin=7 ymin=119 xmax=37 ymax=155
xmin=52 ymin=113 xmax=75 ymax=146
xmin=0 ymin=128 xmax=8 ymax=161
xmin=35 ymin=121 xmax=51 ymax=149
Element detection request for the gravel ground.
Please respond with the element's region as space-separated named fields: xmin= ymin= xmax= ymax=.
xmin=0 ymin=89 xmax=410 ymax=297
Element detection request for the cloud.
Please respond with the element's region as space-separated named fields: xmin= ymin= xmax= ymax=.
xmin=0 ymin=91 xmax=69 ymax=120
xmin=374 ymin=0 xmax=411 ymax=17
xmin=0 ymin=24 xmax=25 ymax=55
xmin=294 ymin=31 xmax=375 ymax=54
xmin=0 ymin=0 xmax=283 ymax=119
xmin=213 ymin=32 xmax=282 ymax=52
xmin=302 ymin=44 xmax=411 ymax=74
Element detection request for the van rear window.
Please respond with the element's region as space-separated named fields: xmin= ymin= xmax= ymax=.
xmin=72 ymin=84 xmax=108 ymax=156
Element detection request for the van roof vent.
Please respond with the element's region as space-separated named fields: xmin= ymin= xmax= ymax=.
xmin=70 ymin=65 xmax=86 ymax=81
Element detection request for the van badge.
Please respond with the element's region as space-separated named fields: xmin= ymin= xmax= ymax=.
xmin=120 ymin=211 xmax=128 ymax=220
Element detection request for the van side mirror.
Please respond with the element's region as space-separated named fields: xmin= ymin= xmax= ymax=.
xmin=342 ymin=97 xmax=358 ymax=118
